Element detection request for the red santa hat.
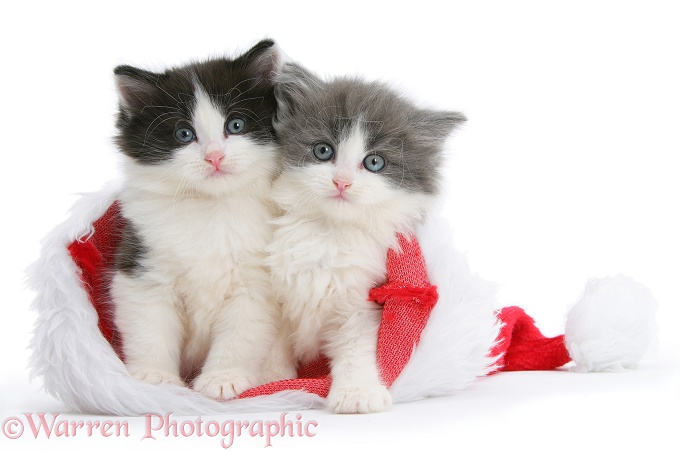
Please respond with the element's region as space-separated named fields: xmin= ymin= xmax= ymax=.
xmin=28 ymin=185 xmax=657 ymax=414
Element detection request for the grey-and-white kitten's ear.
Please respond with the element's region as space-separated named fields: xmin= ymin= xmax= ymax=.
xmin=234 ymin=38 xmax=282 ymax=81
xmin=114 ymin=65 xmax=159 ymax=115
xmin=274 ymin=62 xmax=324 ymax=121
xmin=412 ymin=109 xmax=467 ymax=141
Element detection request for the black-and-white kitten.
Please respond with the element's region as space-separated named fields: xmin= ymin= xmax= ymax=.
xmin=266 ymin=63 xmax=466 ymax=413
xmin=111 ymin=40 xmax=291 ymax=400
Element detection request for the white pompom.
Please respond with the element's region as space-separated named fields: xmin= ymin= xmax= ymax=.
xmin=565 ymin=275 xmax=657 ymax=372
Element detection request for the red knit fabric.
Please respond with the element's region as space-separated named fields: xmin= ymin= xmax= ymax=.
xmin=368 ymin=234 xmax=439 ymax=386
xmin=240 ymin=377 xmax=332 ymax=398
xmin=296 ymin=356 xmax=331 ymax=378
xmin=65 ymin=200 xmax=573 ymax=402
xmin=67 ymin=201 xmax=125 ymax=359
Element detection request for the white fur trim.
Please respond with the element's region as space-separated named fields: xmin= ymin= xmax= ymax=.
xmin=391 ymin=213 xmax=501 ymax=402
xmin=565 ymin=275 xmax=658 ymax=372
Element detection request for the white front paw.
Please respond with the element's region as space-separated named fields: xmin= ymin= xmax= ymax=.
xmin=327 ymin=382 xmax=392 ymax=414
xmin=193 ymin=370 xmax=255 ymax=401
xmin=130 ymin=368 xmax=185 ymax=387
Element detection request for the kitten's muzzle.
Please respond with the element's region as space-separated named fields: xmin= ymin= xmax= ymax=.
xmin=205 ymin=151 xmax=225 ymax=170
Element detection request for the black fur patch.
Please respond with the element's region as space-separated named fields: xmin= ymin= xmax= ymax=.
xmin=114 ymin=39 xmax=279 ymax=165
xmin=115 ymin=222 xmax=148 ymax=276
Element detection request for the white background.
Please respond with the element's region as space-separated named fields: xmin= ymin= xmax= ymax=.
xmin=1 ymin=1 xmax=678 ymax=450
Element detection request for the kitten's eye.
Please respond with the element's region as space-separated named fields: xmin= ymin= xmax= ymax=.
xmin=312 ymin=143 xmax=335 ymax=161
xmin=363 ymin=154 xmax=386 ymax=172
xmin=226 ymin=117 xmax=246 ymax=134
xmin=174 ymin=128 xmax=195 ymax=143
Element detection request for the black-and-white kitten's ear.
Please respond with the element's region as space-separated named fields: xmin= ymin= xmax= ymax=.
xmin=114 ymin=65 xmax=159 ymax=115
xmin=412 ymin=109 xmax=467 ymax=141
xmin=274 ymin=62 xmax=324 ymax=122
xmin=234 ymin=38 xmax=282 ymax=81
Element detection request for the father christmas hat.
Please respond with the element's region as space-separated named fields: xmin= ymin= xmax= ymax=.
xmin=28 ymin=185 xmax=657 ymax=414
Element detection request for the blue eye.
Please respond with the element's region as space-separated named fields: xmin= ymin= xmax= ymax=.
xmin=226 ymin=117 xmax=246 ymax=134
xmin=174 ymin=128 xmax=195 ymax=143
xmin=313 ymin=143 xmax=334 ymax=161
xmin=363 ymin=154 xmax=386 ymax=172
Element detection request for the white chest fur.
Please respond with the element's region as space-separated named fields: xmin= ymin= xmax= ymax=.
xmin=121 ymin=185 xmax=272 ymax=291
xmin=267 ymin=214 xmax=396 ymax=360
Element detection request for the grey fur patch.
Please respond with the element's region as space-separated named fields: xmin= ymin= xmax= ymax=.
xmin=115 ymin=222 xmax=147 ymax=277
xmin=274 ymin=63 xmax=466 ymax=195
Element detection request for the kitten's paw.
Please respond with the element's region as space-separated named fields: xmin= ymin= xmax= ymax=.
xmin=130 ymin=368 xmax=185 ymax=387
xmin=193 ymin=370 xmax=255 ymax=401
xmin=327 ymin=382 xmax=392 ymax=414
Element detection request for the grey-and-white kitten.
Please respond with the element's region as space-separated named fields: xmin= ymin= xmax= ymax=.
xmin=266 ymin=62 xmax=465 ymax=413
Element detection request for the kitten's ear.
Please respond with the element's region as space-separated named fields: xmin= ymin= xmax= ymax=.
xmin=114 ymin=65 xmax=159 ymax=114
xmin=274 ymin=62 xmax=324 ymax=121
xmin=412 ymin=109 xmax=467 ymax=141
xmin=235 ymin=38 xmax=282 ymax=81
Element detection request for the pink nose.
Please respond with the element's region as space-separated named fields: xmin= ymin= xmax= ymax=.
xmin=205 ymin=151 xmax=225 ymax=170
xmin=333 ymin=179 xmax=352 ymax=193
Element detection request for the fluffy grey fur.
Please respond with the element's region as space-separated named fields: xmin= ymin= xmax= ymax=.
xmin=273 ymin=63 xmax=466 ymax=195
